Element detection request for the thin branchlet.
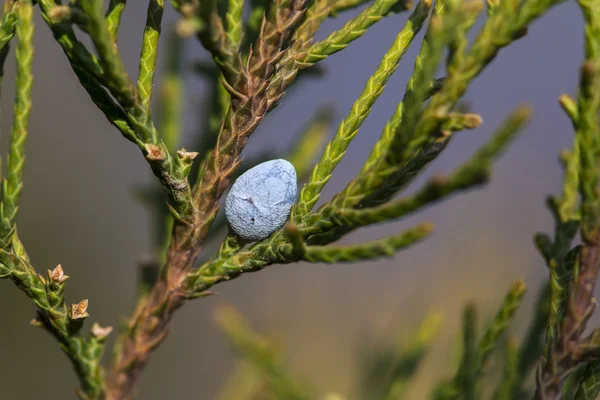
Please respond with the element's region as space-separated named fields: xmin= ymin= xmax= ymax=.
xmin=534 ymin=1 xmax=600 ymax=397
xmin=293 ymin=0 xmax=432 ymax=218
xmin=79 ymin=0 xmax=137 ymax=109
xmin=108 ymin=2 xmax=313 ymax=397
xmin=137 ymin=0 xmax=165 ymax=122
xmin=106 ymin=0 xmax=127 ymax=41
xmin=0 ymin=4 xmax=108 ymax=399
xmin=193 ymin=0 xmax=312 ymax=239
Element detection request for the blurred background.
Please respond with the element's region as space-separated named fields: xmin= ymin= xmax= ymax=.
xmin=0 ymin=1 xmax=589 ymax=399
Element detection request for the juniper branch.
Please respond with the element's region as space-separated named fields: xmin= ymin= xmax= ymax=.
xmin=301 ymin=0 xmax=406 ymax=65
xmin=37 ymin=1 xmax=137 ymax=141
xmin=5 ymin=257 xmax=109 ymax=399
xmin=356 ymin=1 xmax=482 ymax=207
xmin=80 ymin=0 xmax=137 ymax=109
xmin=266 ymin=0 xmax=410 ymax=110
xmin=0 ymin=2 xmax=16 ymax=51
xmin=185 ymin=0 xmax=559 ymax=303
xmin=574 ymin=360 xmax=600 ymax=400
xmin=0 ymin=1 xmax=32 ymax=245
xmin=513 ymin=283 xmax=550 ymax=396
xmin=323 ymin=2 xmax=464 ymax=216
xmin=193 ymin=0 xmax=311 ymax=238
xmin=186 ymin=219 xmax=433 ymax=296
xmin=535 ymin=2 xmax=600 ymax=397
xmin=532 ymin=132 xmax=581 ymax=351
xmin=304 ymin=104 xmax=524 ymax=247
xmin=137 ymin=0 xmax=164 ymax=121
xmin=2 ymin=0 xmax=580 ymax=398
xmin=0 ymin=6 xmax=110 ymax=398
xmin=264 ymin=0 xmax=332 ymax=109
xmin=333 ymin=77 xmax=445 ymax=209
xmin=404 ymin=0 xmax=547 ymax=160
xmin=329 ymin=0 xmax=375 ymax=15
xmin=462 ymin=304 xmax=478 ymax=400
xmin=106 ymin=0 xmax=127 ymax=41
xmin=225 ymin=0 xmax=245 ymax=52
xmin=282 ymin=222 xmax=433 ymax=263
xmin=158 ymin=30 xmax=184 ymax=155
xmin=327 ymin=107 xmax=526 ymax=230
xmin=185 ymin=1 xmax=239 ymax=80
xmin=137 ymin=29 xmax=186 ymax=282
xmin=479 ymin=281 xmax=528 ymax=370
xmin=561 ymin=362 xmax=590 ymax=399
xmin=108 ymin=2 xmax=313 ymax=396
xmin=293 ymin=0 xmax=432 ymax=217
xmin=42 ymin=0 xmax=196 ymax=232
xmin=352 ymin=0 xmax=558 ymax=213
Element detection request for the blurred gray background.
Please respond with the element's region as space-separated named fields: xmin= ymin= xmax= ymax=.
xmin=0 ymin=2 xmax=587 ymax=399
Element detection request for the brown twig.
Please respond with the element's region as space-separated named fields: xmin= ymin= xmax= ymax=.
xmin=105 ymin=1 xmax=310 ymax=398
xmin=191 ymin=0 xmax=311 ymax=244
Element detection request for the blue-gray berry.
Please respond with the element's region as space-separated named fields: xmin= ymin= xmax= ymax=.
xmin=225 ymin=159 xmax=297 ymax=241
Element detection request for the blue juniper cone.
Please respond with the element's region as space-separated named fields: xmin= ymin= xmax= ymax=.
xmin=225 ymin=159 xmax=298 ymax=241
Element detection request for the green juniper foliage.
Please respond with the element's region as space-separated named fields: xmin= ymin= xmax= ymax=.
xmin=0 ymin=0 xmax=598 ymax=399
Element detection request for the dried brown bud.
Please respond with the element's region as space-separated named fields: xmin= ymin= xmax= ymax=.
xmin=47 ymin=5 xmax=71 ymax=23
xmin=91 ymin=323 xmax=113 ymax=340
xmin=463 ymin=113 xmax=483 ymax=129
xmin=30 ymin=318 xmax=42 ymax=327
xmin=177 ymin=149 xmax=199 ymax=162
xmin=70 ymin=299 xmax=90 ymax=320
xmin=48 ymin=264 xmax=69 ymax=283
xmin=144 ymin=144 xmax=165 ymax=161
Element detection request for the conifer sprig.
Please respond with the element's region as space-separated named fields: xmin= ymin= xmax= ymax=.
xmin=0 ymin=0 xmax=589 ymax=399
xmin=535 ymin=1 xmax=600 ymax=397
xmin=105 ymin=0 xmax=126 ymax=41
xmin=294 ymin=0 xmax=433 ymax=217
xmin=0 ymin=5 xmax=110 ymax=398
